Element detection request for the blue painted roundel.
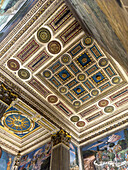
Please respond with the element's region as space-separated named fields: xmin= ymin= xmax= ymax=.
xmin=4 ymin=114 xmax=31 ymax=132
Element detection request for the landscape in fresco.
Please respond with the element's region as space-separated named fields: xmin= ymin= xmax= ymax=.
xmin=18 ymin=142 xmax=51 ymax=170
xmin=82 ymin=128 xmax=128 ymax=170
xmin=0 ymin=147 xmax=15 ymax=170
xmin=70 ymin=143 xmax=79 ymax=170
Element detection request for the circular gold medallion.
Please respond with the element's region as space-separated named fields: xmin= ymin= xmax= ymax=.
xmin=47 ymin=95 xmax=58 ymax=104
xmin=37 ymin=28 xmax=51 ymax=43
xmin=7 ymin=59 xmax=20 ymax=71
xmin=43 ymin=70 xmax=51 ymax=78
xmin=77 ymin=121 xmax=85 ymax=127
xmin=104 ymin=106 xmax=114 ymax=113
xmin=83 ymin=36 xmax=93 ymax=46
xmin=48 ymin=40 xmax=61 ymax=54
xmin=91 ymin=89 xmax=99 ymax=96
xmin=82 ymin=57 xmax=87 ymax=63
xmin=61 ymin=54 xmax=71 ymax=65
xmin=96 ymin=75 xmax=102 ymax=80
xmin=73 ymin=101 xmax=81 ymax=107
xmin=59 ymin=86 xmax=68 ymax=94
xmin=71 ymin=116 xmax=80 ymax=122
xmin=112 ymin=77 xmax=120 ymax=84
xmin=99 ymin=58 xmax=108 ymax=67
xmin=18 ymin=69 xmax=30 ymax=79
xmin=77 ymin=74 xmax=86 ymax=81
xmin=98 ymin=99 xmax=109 ymax=107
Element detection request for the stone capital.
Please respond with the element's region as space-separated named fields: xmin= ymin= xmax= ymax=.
xmin=51 ymin=129 xmax=71 ymax=147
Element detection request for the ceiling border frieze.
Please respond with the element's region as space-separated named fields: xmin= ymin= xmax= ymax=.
xmin=79 ymin=111 xmax=128 ymax=144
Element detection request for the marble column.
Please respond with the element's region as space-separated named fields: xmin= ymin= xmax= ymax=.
xmin=50 ymin=129 xmax=71 ymax=170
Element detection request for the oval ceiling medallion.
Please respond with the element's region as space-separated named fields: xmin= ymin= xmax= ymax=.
xmin=91 ymin=89 xmax=99 ymax=96
xmin=61 ymin=54 xmax=71 ymax=65
xmin=37 ymin=28 xmax=51 ymax=43
xmin=18 ymin=69 xmax=30 ymax=80
xmin=43 ymin=70 xmax=52 ymax=78
xmin=47 ymin=95 xmax=58 ymax=104
xmin=48 ymin=40 xmax=61 ymax=54
xmin=7 ymin=59 xmax=20 ymax=71
xmin=77 ymin=121 xmax=85 ymax=127
xmin=98 ymin=99 xmax=109 ymax=107
xmin=3 ymin=113 xmax=33 ymax=133
xmin=104 ymin=106 xmax=114 ymax=113
xmin=83 ymin=36 xmax=93 ymax=46
xmin=70 ymin=116 xmax=80 ymax=122
xmin=73 ymin=101 xmax=81 ymax=107
xmin=77 ymin=73 xmax=86 ymax=82
xmin=59 ymin=86 xmax=68 ymax=94
xmin=112 ymin=76 xmax=120 ymax=84
xmin=99 ymin=58 xmax=108 ymax=67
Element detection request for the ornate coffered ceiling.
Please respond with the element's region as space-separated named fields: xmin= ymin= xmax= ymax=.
xmin=0 ymin=0 xmax=127 ymax=154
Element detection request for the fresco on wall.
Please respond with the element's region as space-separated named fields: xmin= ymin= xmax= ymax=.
xmin=82 ymin=128 xmax=128 ymax=170
xmin=0 ymin=147 xmax=15 ymax=170
xmin=18 ymin=142 xmax=51 ymax=170
xmin=70 ymin=143 xmax=79 ymax=170
xmin=0 ymin=0 xmax=38 ymax=42
xmin=0 ymin=0 xmax=26 ymax=31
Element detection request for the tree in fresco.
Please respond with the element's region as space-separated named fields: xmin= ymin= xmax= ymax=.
xmin=108 ymin=143 xmax=115 ymax=161
xmin=124 ymin=129 xmax=128 ymax=147
xmin=41 ymin=157 xmax=50 ymax=170
xmin=117 ymin=139 xmax=127 ymax=150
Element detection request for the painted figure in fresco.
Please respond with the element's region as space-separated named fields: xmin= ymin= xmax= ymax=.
xmin=7 ymin=157 xmax=12 ymax=170
xmin=83 ymin=150 xmax=96 ymax=170
xmin=0 ymin=0 xmax=25 ymax=14
xmin=18 ymin=143 xmax=52 ymax=170
xmin=0 ymin=149 xmax=14 ymax=170
xmin=84 ymin=156 xmax=95 ymax=170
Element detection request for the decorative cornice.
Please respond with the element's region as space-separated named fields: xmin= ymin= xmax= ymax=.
xmin=80 ymin=112 xmax=128 ymax=144
xmin=0 ymin=140 xmax=19 ymax=153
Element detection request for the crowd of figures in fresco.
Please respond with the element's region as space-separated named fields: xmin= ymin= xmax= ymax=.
xmin=18 ymin=142 xmax=79 ymax=170
xmin=18 ymin=142 xmax=51 ymax=170
xmin=0 ymin=140 xmax=79 ymax=170
xmin=82 ymin=128 xmax=128 ymax=170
